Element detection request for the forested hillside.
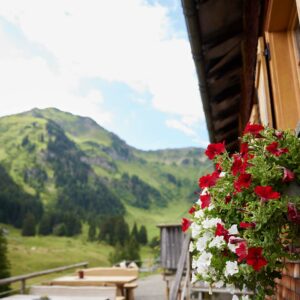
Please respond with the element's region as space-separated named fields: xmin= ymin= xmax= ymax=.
xmin=0 ymin=108 xmax=211 ymax=236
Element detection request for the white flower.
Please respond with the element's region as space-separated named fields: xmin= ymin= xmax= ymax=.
xmin=220 ymin=172 xmax=226 ymax=177
xmin=242 ymin=296 xmax=250 ymax=300
xmin=215 ymin=280 xmax=224 ymax=288
xmin=202 ymin=217 xmax=222 ymax=229
xmin=194 ymin=209 xmax=204 ymax=219
xmin=209 ymin=235 xmax=225 ymax=249
xmin=196 ymin=236 xmax=209 ymax=251
xmin=191 ymin=272 xmax=197 ymax=284
xmin=224 ymin=261 xmax=239 ymax=277
xmin=207 ymin=204 xmax=215 ymax=211
xmin=196 ymin=251 xmax=213 ymax=267
xmin=232 ymin=296 xmax=239 ymax=300
xmin=191 ymin=223 xmax=201 ymax=238
xmin=228 ymin=224 xmax=239 ymax=235
xmin=189 ymin=241 xmax=195 ymax=252
xmin=196 ymin=232 xmax=213 ymax=251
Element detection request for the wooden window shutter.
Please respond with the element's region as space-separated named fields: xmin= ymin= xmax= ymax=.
xmin=255 ymin=37 xmax=274 ymax=127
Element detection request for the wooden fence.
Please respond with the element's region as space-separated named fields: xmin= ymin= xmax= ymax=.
xmin=0 ymin=261 xmax=88 ymax=296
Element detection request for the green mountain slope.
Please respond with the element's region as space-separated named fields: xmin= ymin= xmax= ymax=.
xmin=0 ymin=108 xmax=211 ymax=235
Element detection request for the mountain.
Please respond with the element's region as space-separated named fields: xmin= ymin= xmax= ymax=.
xmin=0 ymin=108 xmax=211 ymax=235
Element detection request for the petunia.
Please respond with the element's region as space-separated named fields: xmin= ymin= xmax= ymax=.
xmin=246 ymin=247 xmax=267 ymax=271
xmin=254 ymin=186 xmax=280 ymax=202
xmin=231 ymin=155 xmax=243 ymax=176
xmin=234 ymin=173 xmax=252 ymax=192
xmin=224 ymin=261 xmax=239 ymax=277
xmin=266 ymin=141 xmax=288 ymax=156
xmin=239 ymin=222 xmax=256 ymax=229
xmin=282 ymin=168 xmax=295 ymax=183
xmin=225 ymin=195 xmax=232 ymax=204
xmin=235 ymin=241 xmax=248 ymax=262
xmin=215 ymin=223 xmax=229 ymax=242
xmin=181 ymin=218 xmax=192 ymax=232
xmin=189 ymin=206 xmax=196 ymax=214
xmin=243 ymin=123 xmax=264 ymax=137
xmin=198 ymin=171 xmax=220 ymax=189
xmin=200 ymin=193 xmax=211 ymax=209
xmin=240 ymin=142 xmax=249 ymax=156
xmin=287 ymin=203 xmax=300 ymax=224
xmin=205 ymin=142 xmax=226 ymax=160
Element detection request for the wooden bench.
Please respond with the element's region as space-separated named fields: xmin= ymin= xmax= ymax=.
xmin=30 ymin=285 xmax=125 ymax=300
xmin=79 ymin=267 xmax=138 ymax=300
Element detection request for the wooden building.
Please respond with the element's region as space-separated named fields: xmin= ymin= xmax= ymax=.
xmin=181 ymin=0 xmax=300 ymax=298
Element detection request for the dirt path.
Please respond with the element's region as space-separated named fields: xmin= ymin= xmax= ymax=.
xmin=135 ymin=274 xmax=166 ymax=300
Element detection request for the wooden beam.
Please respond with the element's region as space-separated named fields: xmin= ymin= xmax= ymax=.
xmin=265 ymin=0 xmax=295 ymax=31
xmin=169 ymin=234 xmax=190 ymax=300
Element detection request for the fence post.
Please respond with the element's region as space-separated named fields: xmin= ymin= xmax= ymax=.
xmin=20 ymin=279 xmax=26 ymax=294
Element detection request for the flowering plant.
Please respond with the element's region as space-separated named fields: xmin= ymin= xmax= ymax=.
xmin=183 ymin=124 xmax=300 ymax=300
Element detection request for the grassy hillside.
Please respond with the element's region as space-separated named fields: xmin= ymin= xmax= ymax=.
xmin=0 ymin=108 xmax=211 ymax=277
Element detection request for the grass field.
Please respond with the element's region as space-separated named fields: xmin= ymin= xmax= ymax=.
xmin=2 ymin=223 xmax=157 ymax=277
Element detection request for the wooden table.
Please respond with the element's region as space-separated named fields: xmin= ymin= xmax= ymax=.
xmin=2 ymin=295 xmax=109 ymax=300
xmin=49 ymin=276 xmax=136 ymax=296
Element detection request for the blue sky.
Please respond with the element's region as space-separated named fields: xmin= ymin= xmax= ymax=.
xmin=0 ymin=0 xmax=209 ymax=150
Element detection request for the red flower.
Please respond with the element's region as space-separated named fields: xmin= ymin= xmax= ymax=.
xmin=189 ymin=206 xmax=196 ymax=214
xmin=246 ymin=247 xmax=267 ymax=271
xmin=287 ymin=203 xmax=300 ymax=224
xmin=215 ymin=223 xmax=229 ymax=242
xmin=231 ymin=155 xmax=243 ymax=176
xmin=243 ymin=123 xmax=264 ymax=137
xmin=254 ymin=186 xmax=280 ymax=202
xmin=198 ymin=171 xmax=220 ymax=189
xmin=205 ymin=142 xmax=226 ymax=160
xmin=236 ymin=242 xmax=248 ymax=262
xmin=240 ymin=142 xmax=249 ymax=156
xmin=266 ymin=142 xmax=289 ymax=156
xmin=225 ymin=195 xmax=232 ymax=204
xmin=234 ymin=173 xmax=252 ymax=192
xmin=240 ymin=222 xmax=256 ymax=229
xmin=283 ymin=168 xmax=295 ymax=183
xmin=181 ymin=218 xmax=192 ymax=232
xmin=200 ymin=193 xmax=211 ymax=209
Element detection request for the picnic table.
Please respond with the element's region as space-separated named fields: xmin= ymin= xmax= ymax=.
xmin=1 ymin=295 xmax=109 ymax=300
xmin=49 ymin=276 xmax=137 ymax=296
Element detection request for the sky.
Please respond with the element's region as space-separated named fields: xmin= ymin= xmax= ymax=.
xmin=0 ymin=0 xmax=209 ymax=150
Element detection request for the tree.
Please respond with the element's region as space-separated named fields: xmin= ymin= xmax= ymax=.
xmin=38 ymin=213 xmax=53 ymax=235
xmin=0 ymin=228 xmax=11 ymax=294
xmin=21 ymin=213 xmax=36 ymax=236
xmin=138 ymin=225 xmax=148 ymax=245
xmin=88 ymin=221 xmax=96 ymax=242
xmin=131 ymin=222 xmax=139 ymax=241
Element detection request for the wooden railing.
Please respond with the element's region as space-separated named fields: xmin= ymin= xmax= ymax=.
xmin=0 ymin=261 xmax=88 ymax=296
xmin=169 ymin=234 xmax=190 ymax=300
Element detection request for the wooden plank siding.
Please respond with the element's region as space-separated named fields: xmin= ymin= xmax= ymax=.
xmin=158 ymin=225 xmax=184 ymax=271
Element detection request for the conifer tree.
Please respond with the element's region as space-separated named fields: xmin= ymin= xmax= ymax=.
xmin=38 ymin=213 xmax=53 ymax=235
xmin=21 ymin=213 xmax=36 ymax=236
xmin=131 ymin=222 xmax=139 ymax=241
xmin=138 ymin=225 xmax=148 ymax=245
xmin=0 ymin=228 xmax=11 ymax=294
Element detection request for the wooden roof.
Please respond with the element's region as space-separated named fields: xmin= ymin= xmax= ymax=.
xmin=182 ymin=0 xmax=263 ymax=151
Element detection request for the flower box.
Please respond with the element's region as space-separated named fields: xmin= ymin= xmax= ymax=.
xmin=184 ymin=125 xmax=300 ymax=300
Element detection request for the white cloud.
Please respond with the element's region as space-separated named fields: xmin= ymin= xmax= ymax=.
xmin=166 ymin=119 xmax=197 ymax=137
xmin=0 ymin=0 xmax=204 ymax=126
